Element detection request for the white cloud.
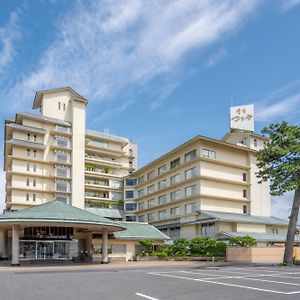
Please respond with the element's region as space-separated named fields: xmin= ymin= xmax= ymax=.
xmin=271 ymin=191 xmax=294 ymax=221
xmin=281 ymin=0 xmax=300 ymax=12
xmin=4 ymin=0 xmax=259 ymax=112
xmin=0 ymin=11 xmax=21 ymax=73
xmin=256 ymin=92 xmax=300 ymax=121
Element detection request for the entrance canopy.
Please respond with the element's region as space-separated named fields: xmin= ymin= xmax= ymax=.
xmin=0 ymin=201 xmax=125 ymax=233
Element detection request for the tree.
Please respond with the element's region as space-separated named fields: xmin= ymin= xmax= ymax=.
xmin=256 ymin=121 xmax=300 ymax=265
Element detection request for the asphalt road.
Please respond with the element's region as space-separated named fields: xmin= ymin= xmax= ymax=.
xmin=1 ymin=264 xmax=300 ymax=300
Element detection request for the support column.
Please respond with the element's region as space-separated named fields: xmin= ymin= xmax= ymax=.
xmin=101 ymin=229 xmax=108 ymax=264
xmin=11 ymin=225 xmax=20 ymax=266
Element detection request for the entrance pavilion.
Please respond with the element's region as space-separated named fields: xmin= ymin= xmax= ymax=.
xmin=0 ymin=201 xmax=125 ymax=265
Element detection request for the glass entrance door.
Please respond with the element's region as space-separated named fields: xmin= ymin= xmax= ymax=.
xmin=36 ymin=242 xmax=54 ymax=259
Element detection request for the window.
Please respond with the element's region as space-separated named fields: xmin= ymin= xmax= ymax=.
xmin=243 ymin=205 xmax=248 ymax=214
xmin=243 ymin=173 xmax=247 ymax=182
xmin=138 ymin=215 xmax=145 ymax=222
xmin=202 ymin=149 xmax=216 ymax=159
xmin=170 ymin=157 xmax=180 ymax=169
xmin=63 ymin=103 xmax=66 ymax=111
xmin=170 ymin=227 xmax=180 ymax=239
xmin=125 ymin=190 xmax=134 ymax=199
xmin=158 ymin=195 xmax=167 ymax=205
xmin=58 ymin=102 xmax=61 ymax=110
xmin=170 ymin=207 xmax=180 ymax=216
xmin=33 ymin=179 xmax=36 ymax=187
xmin=138 ymin=202 xmax=145 ymax=211
xmin=56 ymin=180 xmax=68 ymax=192
xmin=170 ymin=190 xmax=181 ymax=201
xmin=90 ymin=140 xmax=109 ymax=149
xmin=34 ymin=135 xmax=37 ymax=142
xmin=254 ymin=139 xmax=257 ymax=147
xmin=158 ymin=210 xmax=167 ymax=219
xmin=185 ymin=149 xmax=196 ymax=162
xmin=56 ymin=151 xmax=69 ymax=163
xmin=170 ymin=174 xmax=180 ymax=185
xmin=56 ymin=166 xmax=69 ymax=177
xmin=185 ymin=167 xmax=197 ymax=180
xmin=33 ymin=194 xmax=36 ymax=202
xmin=185 ymin=202 xmax=197 ymax=214
xmin=125 ymin=178 xmax=137 ymax=186
xmin=185 ymin=185 xmax=197 ymax=197
xmin=201 ymin=223 xmax=215 ymax=237
xmin=33 ymin=150 xmax=37 ymax=158
xmin=138 ymin=189 xmax=144 ymax=197
xmin=147 ymin=170 xmax=155 ymax=180
xmin=158 ymin=180 xmax=166 ymax=190
xmin=138 ymin=176 xmax=144 ymax=184
xmin=27 ymin=163 xmax=30 ymax=171
xmin=148 ymin=199 xmax=155 ymax=208
xmin=148 ymin=212 xmax=155 ymax=221
xmin=56 ymin=125 xmax=70 ymax=133
xmin=56 ymin=137 xmax=69 ymax=148
xmin=126 ymin=216 xmax=136 ymax=222
xmin=243 ymin=189 xmax=247 ymax=198
xmin=27 ymin=149 xmax=30 ymax=157
xmin=158 ymin=165 xmax=166 ymax=175
xmin=56 ymin=195 xmax=69 ymax=204
xmin=272 ymin=228 xmax=279 ymax=234
xmin=27 ymin=133 xmax=30 ymax=141
xmin=26 ymin=193 xmax=29 ymax=201
xmin=148 ymin=184 xmax=155 ymax=193
xmin=26 ymin=178 xmax=30 ymax=186
xmin=33 ymin=164 xmax=36 ymax=172
xmin=125 ymin=203 xmax=137 ymax=211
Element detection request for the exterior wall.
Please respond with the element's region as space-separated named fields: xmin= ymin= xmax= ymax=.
xmin=71 ymin=99 xmax=86 ymax=209
xmin=200 ymin=198 xmax=245 ymax=214
xmin=236 ymin=223 xmax=266 ymax=233
xmin=227 ymin=247 xmax=300 ymax=263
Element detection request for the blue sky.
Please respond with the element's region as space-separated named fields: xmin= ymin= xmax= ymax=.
xmin=0 ymin=0 xmax=299 ymax=218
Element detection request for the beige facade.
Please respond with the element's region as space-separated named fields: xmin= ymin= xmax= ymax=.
xmin=4 ymin=87 xmax=137 ymax=212
xmin=123 ymin=131 xmax=284 ymax=241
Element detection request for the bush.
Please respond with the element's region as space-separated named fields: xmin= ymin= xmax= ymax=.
xmin=169 ymin=238 xmax=190 ymax=256
xmin=139 ymin=240 xmax=155 ymax=255
xmin=228 ymin=236 xmax=257 ymax=247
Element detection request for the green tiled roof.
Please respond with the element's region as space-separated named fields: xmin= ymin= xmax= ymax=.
xmin=197 ymin=211 xmax=288 ymax=226
xmin=218 ymin=231 xmax=300 ymax=243
xmin=0 ymin=201 xmax=124 ymax=230
xmin=86 ymin=208 xmax=123 ymax=219
xmin=113 ymin=222 xmax=170 ymax=240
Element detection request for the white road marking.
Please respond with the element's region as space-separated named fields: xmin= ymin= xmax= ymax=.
xmin=148 ymin=272 xmax=300 ymax=295
xmin=234 ymin=276 xmax=300 ymax=286
xmin=136 ymin=292 xmax=159 ymax=300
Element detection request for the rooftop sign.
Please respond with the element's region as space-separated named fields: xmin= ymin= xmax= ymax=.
xmin=230 ymin=104 xmax=254 ymax=132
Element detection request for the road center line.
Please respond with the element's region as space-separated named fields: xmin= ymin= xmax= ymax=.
xmin=136 ymin=292 xmax=159 ymax=300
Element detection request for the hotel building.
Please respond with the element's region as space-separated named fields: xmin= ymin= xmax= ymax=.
xmin=0 ymin=87 xmax=166 ymax=264
xmin=123 ymin=106 xmax=293 ymax=244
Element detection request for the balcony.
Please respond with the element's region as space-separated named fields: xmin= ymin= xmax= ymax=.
xmin=85 ymin=155 xmax=122 ymax=168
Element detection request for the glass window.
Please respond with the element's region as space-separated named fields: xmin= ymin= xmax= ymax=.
xmin=56 ymin=136 xmax=69 ymax=148
xmin=185 ymin=202 xmax=197 ymax=214
xmin=170 ymin=190 xmax=181 ymax=201
xmin=170 ymin=157 xmax=180 ymax=169
xmin=243 ymin=173 xmax=247 ymax=182
xmin=202 ymin=149 xmax=216 ymax=159
xmin=33 ymin=164 xmax=36 ymax=172
xmin=33 ymin=150 xmax=37 ymax=158
xmin=26 ymin=193 xmax=29 ymax=201
xmin=185 ymin=167 xmax=197 ymax=180
xmin=158 ymin=180 xmax=166 ymax=190
xmin=185 ymin=149 xmax=196 ymax=162
xmin=243 ymin=205 xmax=247 ymax=214
xmin=125 ymin=190 xmax=134 ymax=199
xmin=56 ymin=125 xmax=70 ymax=133
xmin=254 ymin=139 xmax=257 ymax=147
xmin=158 ymin=165 xmax=166 ymax=175
xmin=111 ymin=244 xmax=126 ymax=254
xmin=148 ymin=184 xmax=155 ymax=193
xmin=138 ymin=189 xmax=144 ymax=197
xmin=32 ymin=194 xmax=36 ymax=202
xmin=27 ymin=149 xmax=30 ymax=156
xmin=170 ymin=174 xmax=180 ymax=185
xmin=56 ymin=195 xmax=69 ymax=204
xmin=56 ymin=180 xmax=68 ymax=192
xmin=185 ymin=185 xmax=197 ymax=197
xmin=34 ymin=135 xmax=37 ymax=142
xmin=27 ymin=163 xmax=30 ymax=171
xmin=170 ymin=207 xmax=180 ymax=216
xmin=170 ymin=227 xmax=180 ymax=239
xmin=147 ymin=170 xmax=155 ymax=180
xmin=158 ymin=195 xmax=167 ymax=205
xmin=138 ymin=202 xmax=145 ymax=211
xmin=201 ymin=223 xmax=215 ymax=237
xmin=56 ymin=166 xmax=69 ymax=177
xmin=243 ymin=189 xmax=247 ymax=198
xmin=26 ymin=178 xmax=30 ymax=186
xmin=148 ymin=199 xmax=155 ymax=208
xmin=125 ymin=178 xmax=137 ymax=186
xmin=56 ymin=151 xmax=69 ymax=163
xmin=138 ymin=215 xmax=145 ymax=222
xmin=125 ymin=215 xmax=136 ymax=222
xmin=33 ymin=179 xmax=36 ymax=187
xmin=148 ymin=212 xmax=155 ymax=221
xmin=158 ymin=210 xmax=167 ymax=219
xmin=125 ymin=203 xmax=137 ymax=211
xmin=138 ymin=176 xmax=144 ymax=184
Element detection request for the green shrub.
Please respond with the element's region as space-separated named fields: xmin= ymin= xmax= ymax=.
xmin=228 ymin=236 xmax=257 ymax=247
xmin=170 ymin=238 xmax=190 ymax=256
xmin=139 ymin=239 xmax=154 ymax=255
